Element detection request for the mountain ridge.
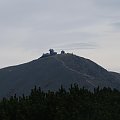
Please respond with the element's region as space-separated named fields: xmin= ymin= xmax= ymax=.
xmin=0 ymin=52 xmax=120 ymax=98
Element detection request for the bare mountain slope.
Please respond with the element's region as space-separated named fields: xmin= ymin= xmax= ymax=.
xmin=0 ymin=53 xmax=119 ymax=98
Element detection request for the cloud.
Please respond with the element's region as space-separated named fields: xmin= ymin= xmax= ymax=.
xmin=53 ymin=42 xmax=98 ymax=50
xmin=111 ymin=22 xmax=120 ymax=30
xmin=94 ymin=0 xmax=120 ymax=10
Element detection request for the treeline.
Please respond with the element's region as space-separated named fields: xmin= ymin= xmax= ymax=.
xmin=0 ymin=84 xmax=120 ymax=120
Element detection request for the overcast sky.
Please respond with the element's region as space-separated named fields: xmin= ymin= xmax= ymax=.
xmin=0 ymin=0 xmax=120 ymax=72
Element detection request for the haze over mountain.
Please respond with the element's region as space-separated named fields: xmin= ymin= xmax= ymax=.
xmin=0 ymin=50 xmax=120 ymax=98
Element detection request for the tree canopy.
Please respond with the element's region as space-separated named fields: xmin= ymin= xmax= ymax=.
xmin=0 ymin=84 xmax=120 ymax=120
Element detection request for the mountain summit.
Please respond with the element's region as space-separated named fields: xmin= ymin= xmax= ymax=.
xmin=0 ymin=50 xmax=120 ymax=98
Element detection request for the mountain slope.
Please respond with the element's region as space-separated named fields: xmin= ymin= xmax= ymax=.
xmin=0 ymin=53 xmax=120 ymax=98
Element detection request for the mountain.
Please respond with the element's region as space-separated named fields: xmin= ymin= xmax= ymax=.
xmin=0 ymin=51 xmax=120 ymax=98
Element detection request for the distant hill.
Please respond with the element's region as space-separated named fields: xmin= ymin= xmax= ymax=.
xmin=0 ymin=51 xmax=120 ymax=98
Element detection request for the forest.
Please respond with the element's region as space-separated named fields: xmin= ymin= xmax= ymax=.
xmin=0 ymin=84 xmax=120 ymax=120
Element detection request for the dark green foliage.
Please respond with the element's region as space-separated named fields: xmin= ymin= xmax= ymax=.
xmin=0 ymin=85 xmax=120 ymax=120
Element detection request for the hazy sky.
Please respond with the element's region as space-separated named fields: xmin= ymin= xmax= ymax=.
xmin=0 ymin=0 xmax=120 ymax=72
